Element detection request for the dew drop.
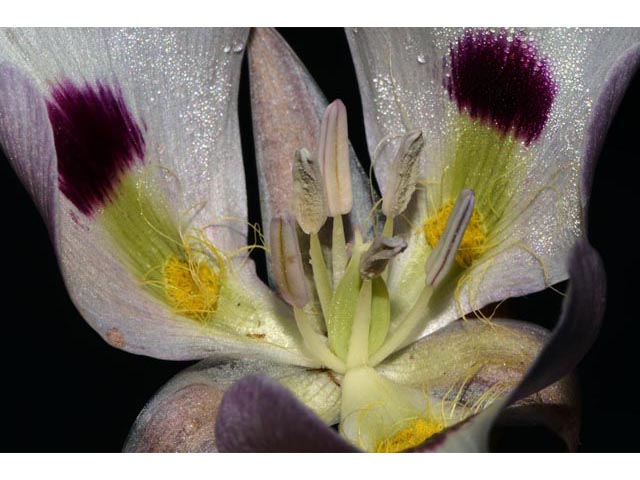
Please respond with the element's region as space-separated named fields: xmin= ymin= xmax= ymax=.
xmin=232 ymin=42 xmax=245 ymax=53
xmin=417 ymin=54 xmax=426 ymax=64
xmin=223 ymin=45 xmax=232 ymax=53
xmin=352 ymin=27 xmax=359 ymax=34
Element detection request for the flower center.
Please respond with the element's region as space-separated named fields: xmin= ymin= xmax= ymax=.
xmin=277 ymin=100 xmax=481 ymax=452
xmin=163 ymin=255 xmax=220 ymax=322
xmin=375 ymin=418 xmax=445 ymax=453
xmin=424 ymin=200 xmax=487 ymax=267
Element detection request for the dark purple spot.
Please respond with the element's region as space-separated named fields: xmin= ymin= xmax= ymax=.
xmin=447 ymin=29 xmax=557 ymax=144
xmin=47 ymin=81 xmax=145 ymax=216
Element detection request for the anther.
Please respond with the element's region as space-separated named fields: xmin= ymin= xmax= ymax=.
xmin=381 ymin=130 xmax=425 ymax=218
xmin=319 ymin=99 xmax=352 ymax=216
xmin=292 ymin=148 xmax=327 ymax=234
xmin=269 ymin=215 xmax=310 ymax=308
xmin=425 ymin=189 xmax=475 ymax=288
xmin=360 ymin=236 xmax=408 ymax=280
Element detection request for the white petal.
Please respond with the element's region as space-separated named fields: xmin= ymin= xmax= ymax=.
xmin=347 ymin=28 xmax=447 ymax=195
xmin=348 ymin=28 xmax=640 ymax=333
xmin=0 ymin=29 xmax=309 ymax=362
xmin=0 ymin=28 xmax=249 ymax=250
xmin=0 ymin=64 xmax=57 ymax=231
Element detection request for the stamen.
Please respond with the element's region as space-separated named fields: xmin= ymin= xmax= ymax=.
xmin=269 ymin=215 xmax=310 ymax=308
xmin=381 ymin=130 xmax=425 ymax=218
xmin=319 ymin=99 xmax=352 ymax=216
xmin=360 ymin=236 xmax=408 ymax=280
xmin=292 ymin=148 xmax=327 ymax=234
xmin=425 ymin=189 xmax=475 ymax=288
xmin=332 ymin=215 xmax=348 ymax=286
xmin=424 ymin=196 xmax=487 ymax=268
xmin=382 ymin=216 xmax=394 ymax=238
xmin=309 ymin=232 xmax=332 ymax=319
xmin=369 ymin=190 xmax=476 ymax=365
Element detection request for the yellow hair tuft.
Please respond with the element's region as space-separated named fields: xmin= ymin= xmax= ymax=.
xmin=375 ymin=417 xmax=445 ymax=453
xmin=424 ymin=200 xmax=488 ymax=267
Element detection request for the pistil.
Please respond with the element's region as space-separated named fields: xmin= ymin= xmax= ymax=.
xmin=346 ymin=279 xmax=372 ymax=369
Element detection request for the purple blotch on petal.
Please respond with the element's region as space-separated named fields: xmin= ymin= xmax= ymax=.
xmin=447 ymin=29 xmax=557 ymax=144
xmin=47 ymin=81 xmax=145 ymax=216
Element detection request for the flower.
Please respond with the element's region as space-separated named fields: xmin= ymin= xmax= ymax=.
xmin=1 ymin=28 xmax=636 ymax=452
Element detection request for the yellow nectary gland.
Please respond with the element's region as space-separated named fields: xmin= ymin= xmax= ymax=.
xmin=163 ymin=255 xmax=220 ymax=322
xmin=424 ymin=201 xmax=487 ymax=267
xmin=375 ymin=418 xmax=445 ymax=453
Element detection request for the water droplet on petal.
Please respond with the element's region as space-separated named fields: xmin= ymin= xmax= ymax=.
xmin=223 ymin=45 xmax=232 ymax=53
xmin=352 ymin=27 xmax=359 ymax=34
xmin=232 ymin=42 xmax=244 ymax=53
xmin=417 ymin=54 xmax=426 ymax=64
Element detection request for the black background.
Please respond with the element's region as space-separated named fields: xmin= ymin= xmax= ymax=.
xmin=0 ymin=28 xmax=638 ymax=452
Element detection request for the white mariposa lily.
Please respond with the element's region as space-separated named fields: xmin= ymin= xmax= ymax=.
xmin=0 ymin=27 xmax=635 ymax=452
